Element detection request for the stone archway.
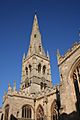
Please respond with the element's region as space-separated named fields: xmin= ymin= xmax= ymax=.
xmin=36 ymin=104 xmax=44 ymax=120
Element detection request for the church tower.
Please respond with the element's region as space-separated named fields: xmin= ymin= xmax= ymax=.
xmin=20 ymin=15 xmax=52 ymax=94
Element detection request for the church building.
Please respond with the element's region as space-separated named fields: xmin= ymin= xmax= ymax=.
xmin=0 ymin=15 xmax=80 ymax=120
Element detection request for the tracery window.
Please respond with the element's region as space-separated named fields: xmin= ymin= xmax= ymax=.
xmin=72 ymin=62 xmax=80 ymax=111
xmin=51 ymin=100 xmax=58 ymax=120
xmin=4 ymin=105 xmax=9 ymax=120
xmin=36 ymin=105 xmax=44 ymax=120
xmin=38 ymin=63 xmax=41 ymax=73
xmin=22 ymin=105 xmax=32 ymax=119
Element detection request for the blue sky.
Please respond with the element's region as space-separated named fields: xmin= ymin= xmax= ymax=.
xmin=0 ymin=0 xmax=80 ymax=106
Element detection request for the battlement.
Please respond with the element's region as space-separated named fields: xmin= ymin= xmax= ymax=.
xmin=57 ymin=42 xmax=80 ymax=66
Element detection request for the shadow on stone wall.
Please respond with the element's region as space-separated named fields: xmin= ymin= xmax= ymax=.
xmin=59 ymin=111 xmax=80 ymax=120
xmin=10 ymin=114 xmax=17 ymax=120
xmin=59 ymin=98 xmax=80 ymax=120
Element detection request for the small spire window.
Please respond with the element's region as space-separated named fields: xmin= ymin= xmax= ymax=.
xmin=39 ymin=45 xmax=41 ymax=52
xmin=34 ymin=34 xmax=37 ymax=38
xmin=38 ymin=63 xmax=41 ymax=73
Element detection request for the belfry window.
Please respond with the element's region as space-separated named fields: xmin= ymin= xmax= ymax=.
xmin=25 ymin=67 xmax=28 ymax=75
xmin=29 ymin=64 xmax=32 ymax=73
xmin=43 ymin=65 xmax=46 ymax=74
xmin=4 ymin=105 xmax=9 ymax=120
xmin=38 ymin=63 xmax=41 ymax=73
xmin=22 ymin=105 xmax=32 ymax=118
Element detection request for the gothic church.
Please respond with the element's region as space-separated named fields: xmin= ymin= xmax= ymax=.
xmin=0 ymin=15 xmax=80 ymax=120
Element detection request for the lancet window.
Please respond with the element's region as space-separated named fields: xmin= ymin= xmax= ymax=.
xmin=4 ymin=105 xmax=9 ymax=120
xmin=36 ymin=105 xmax=44 ymax=120
xmin=43 ymin=65 xmax=46 ymax=74
xmin=38 ymin=63 xmax=41 ymax=73
xmin=51 ymin=100 xmax=58 ymax=120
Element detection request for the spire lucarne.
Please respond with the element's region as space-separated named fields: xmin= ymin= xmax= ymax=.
xmin=21 ymin=14 xmax=52 ymax=93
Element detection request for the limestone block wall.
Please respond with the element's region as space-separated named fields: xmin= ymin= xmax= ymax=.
xmin=58 ymin=45 xmax=80 ymax=114
xmin=2 ymin=94 xmax=35 ymax=120
xmin=35 ymin=89 xmax=57 ymax=120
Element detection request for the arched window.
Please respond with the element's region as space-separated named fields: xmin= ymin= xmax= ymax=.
xmin=22 ymin=105 xmax=32 ymax=119
xmin=43 ymin=65 xmax=46 ymax=74
xmin=72 ymin=62 xmax=80 ymax=111
xmin=38 ymin=64 xmax=41 ymax=73
xmin=25 ymin=67 xmax=28 ymax=75
xmin=51 ymin=100 xmax=58 ymax=120
xmin=29 ymin=64 xmax=32 ymax=73
xmin=4 ymin=105 xmax=9 ymax=120
xmin=36 ymin=105 xmax=44 ymax=120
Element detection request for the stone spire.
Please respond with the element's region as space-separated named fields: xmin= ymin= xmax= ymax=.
xmin=21 ymin=15 xmax=52 ymax=93
xmin=27 ymin=14 xmax=46 ymax=57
